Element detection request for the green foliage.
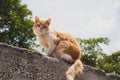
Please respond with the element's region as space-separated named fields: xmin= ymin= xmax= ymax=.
xmin=77 ymin=37 xmax=109 ymax=67
xmin=98 ymin=51 xmax=120 ymax=74
xmin=77 ymin=37 xmax=120 ymax=75
xmin=0 ymin=0 xmax=34 ymax=48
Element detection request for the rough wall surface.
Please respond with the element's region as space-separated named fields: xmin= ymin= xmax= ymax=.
xmin=0 ymin=43 xmax=120 ymax=80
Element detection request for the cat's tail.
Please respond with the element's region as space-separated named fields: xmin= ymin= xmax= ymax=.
xmin=66 ymin=60 xmax=83 ymax=80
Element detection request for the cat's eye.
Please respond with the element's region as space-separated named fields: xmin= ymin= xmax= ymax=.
xmin=36 ymin=24 xmax=40 ymax=27
xmin=44 ymin=25 xmax=47 ymax=27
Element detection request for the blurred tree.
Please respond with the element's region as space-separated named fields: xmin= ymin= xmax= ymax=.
xmin=98 ymin=51 xmax=120 ymax=75
xmin=77 ymin=37 xmax=109 ymax=67
xmin=0 ymin=0 xmax=34 ymax=48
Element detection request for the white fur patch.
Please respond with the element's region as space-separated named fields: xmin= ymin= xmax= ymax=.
xmin=60 ymin=53 xmax=73 ymax=61
xmin=66 ymin=75 xmax=74 ymax=80
xmin=49 ymin=30 xmax=57 ymax=40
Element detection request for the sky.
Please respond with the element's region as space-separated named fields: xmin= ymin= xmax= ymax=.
xmin=22 ymin=0 xmax=120 ymax=54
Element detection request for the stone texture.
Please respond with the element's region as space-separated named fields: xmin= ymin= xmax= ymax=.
xmin=0 ymin=43 xmax=120 ymax=80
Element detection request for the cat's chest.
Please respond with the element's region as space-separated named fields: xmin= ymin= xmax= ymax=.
xmin=38 ymin=37 xmax=49 ymax=51
xmin=38 ymin=32 xmax=57 ymax=49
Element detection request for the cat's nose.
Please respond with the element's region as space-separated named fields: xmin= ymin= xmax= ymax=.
xmin=39 ymin=27 xmax=43 ymax=30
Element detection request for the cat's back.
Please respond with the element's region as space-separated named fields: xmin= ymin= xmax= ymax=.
xmin=54 ymin=30 xmax=79 ymax=46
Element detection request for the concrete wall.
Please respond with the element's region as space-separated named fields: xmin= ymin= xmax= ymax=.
xmin=0 ymin=43 xmax=120 ymax=80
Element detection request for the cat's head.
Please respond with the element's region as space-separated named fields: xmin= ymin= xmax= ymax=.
xmin=33 ymin=16 xmax=51 ymax=35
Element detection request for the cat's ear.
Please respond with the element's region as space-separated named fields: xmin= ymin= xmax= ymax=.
xmin=45 ymin=18 xmax=51 ymax=26
xmin=35 ymin=16 xmax=40 ymax=23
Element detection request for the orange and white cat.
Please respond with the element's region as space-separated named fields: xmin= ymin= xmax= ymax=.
xmin=33 ymin=16 xmax=83 ymax=80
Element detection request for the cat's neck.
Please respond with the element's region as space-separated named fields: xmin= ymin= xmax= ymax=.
xmin=37 ymin=29 xmax=56 ymax=41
